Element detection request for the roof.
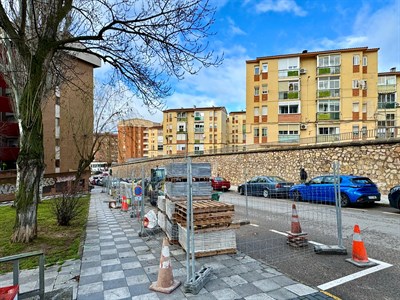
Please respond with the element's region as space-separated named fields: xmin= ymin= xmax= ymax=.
xmin=228 ymin=111 xmax=246 ymax=115
xmin=378 ymin=71 xmax=400 ymax=76
xmin=247 ymin=47 xmax=380 ymax=64
xmin=163 ymin=106 xmax=227 ymax=113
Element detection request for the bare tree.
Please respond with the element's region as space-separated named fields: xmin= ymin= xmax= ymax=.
xmin=0 ymin=0 xmax=221 ymax=242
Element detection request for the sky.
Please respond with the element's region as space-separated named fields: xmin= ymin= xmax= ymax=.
xmin=94 ymin=0 xmax=400 ymax=124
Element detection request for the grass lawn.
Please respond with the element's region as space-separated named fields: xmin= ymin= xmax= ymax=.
xmin=0 ymin=195 xmax=90 ymax=274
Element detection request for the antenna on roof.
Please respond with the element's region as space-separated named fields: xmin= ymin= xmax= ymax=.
xmin=390 ymin=67 xmax=397 ymax=72
xmin=302 ymin=50 xmax=308 ymax=53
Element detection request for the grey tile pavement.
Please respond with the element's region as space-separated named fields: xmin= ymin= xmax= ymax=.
xmin=0 ymin=187 xmax=337 ymax=299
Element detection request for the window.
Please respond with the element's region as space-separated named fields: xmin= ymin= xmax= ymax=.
xmin=318 ymin=100 xmax=339 ymax=113
xmin=278 ymin=125 xmax=299 ymax=143
xmin=278 ymin=57 xmax=299 ymax=70
xmin=378 ymin=76 xmax=396 ymax=85
xmin=254 ymin=107 xmax=259 ymax=116
xmin=353 ymin=103 xmax=359 ymax=112
xmin=353 ymin=55 xmax=360 ymax=65
xmin=262 ymin=106 xmax=268 ymax=115
xmin=362 ymin=56 xmax=368 ymax=66
xmin=177 ymin=134 xmax=186 ymax=140
xmin=318 ymin=54 xmax=341 ymax=67
xmin=254 ymin=127 xmax=259 ymax=137
xmin=55 ymin=159 xmax=60 ymax=168
xmin=254 ymin=66 xmax=260 ymax=75
xmin=55 ymin=117 xmax=60 ymax=127
xmin=362 ymin=126 xmax=367 ymax=137
xmin=319 ymin=127 xmax=339 ymax=135
xmin=262 ymin=127 xmax=268 ymax=137
xmin=279 ymin=103 xmax=300 ymax=114
xmin=178 ymin=123 xmax=186 ymax=132
xmin=262 ymin=63 xmax=268 ymax=73
xmin=386 ymin=114 xmax=395 ymax=126
xmin=378 ymin=93 xmax=396 ymax=104
xmin=177 ymin=144 xmax=186 ymax=151
xmin=352 ymin=80 xmax=359 ymax=89
xmin=360 ymin=80 xmax=367 ymax=89
xmin=353 ymin=125 xmax=359 ymax=136
xmin=254 ymin=86 xmax=259 ymax=96
xmin=262 ymin=84 xmax=268 ymax=94
xmin=318 ymin=76 xmax=340 ymax=90
xmin=362 ymin=103 xmax=367 ymax=113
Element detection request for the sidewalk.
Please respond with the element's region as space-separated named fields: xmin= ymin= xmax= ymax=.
xmin=0 ymin=187 xmax=337 ymax=300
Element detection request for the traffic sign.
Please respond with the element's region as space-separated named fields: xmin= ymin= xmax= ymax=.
xmin=134 ymin=185 xmax=143 ymax=196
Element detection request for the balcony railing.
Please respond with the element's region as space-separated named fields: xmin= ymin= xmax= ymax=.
xmin=278 ymin=91 xmax=299 ymax=100
xmin=317 ymin=89 xmax=340 ymax=98
xmin=316 ymin=134 xmax=340 ymax=143
xmin=317 ymin=66 xmax=340 ymax=75
xmin=317 ymin=112 xmax=340 ymax=120
xmin=278 ymin=134 xmax=299 ymax=143
xmin=378 ymin=102 xmax=398 ymax=109
xmin=194 ymin=128 xmax=204 ymax=133
xmin=177 ymin=117 xmax=187 ymax=121
xmin=278 ymin=69 xmax=299 ymax=78
xmin=194 ymin=116 xmax=204 ymax=122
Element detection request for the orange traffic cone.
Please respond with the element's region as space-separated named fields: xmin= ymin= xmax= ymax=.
xmin=121 ymin=196 xmax=128 ymax=211
xmin=0 ymin=285 xmax=19 ymax=300
xmin=287 ymin=204 xmax=308 ymax=247
xmin=290 ymin=203 xmax=302 ymax=234
xmin=149 ymin=238 xmax=181 ymax=294
xmin=346 ymin=225 xmax=377 ymax=267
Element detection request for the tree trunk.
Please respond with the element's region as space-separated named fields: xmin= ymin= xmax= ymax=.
xmin=12 ymin=58 xmax=46 ymax=243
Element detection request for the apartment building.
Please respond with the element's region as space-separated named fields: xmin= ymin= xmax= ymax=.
xmin=227 ymin=111 xmax=246 ymax=151
xmin=148 ymin=125 xmax=164 ymax=158
xmin=246 ymin=47 xmax=379 ymax=145
xmin=163 ymin=106 xmax=228 ymax=156
xmin=94 ymin=132 xmax=118 ymax=165
xmin=0 ymin=53 xmax=101 ymax=173
xmin=377 ymin=68 xmax=400 ymax=137
xmin=117 ymin=118 xmax=160 ymax=162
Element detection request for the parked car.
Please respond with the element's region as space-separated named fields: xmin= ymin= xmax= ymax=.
xmin=237 ymin=176 xmax=294 ymax=198
xmin=388 ymin=185 xmax=400 ymax=210
xmin=289 ymin=175 xmax=380 ymax=207
xmin=211 ymin=177 xmax=231 ymax=191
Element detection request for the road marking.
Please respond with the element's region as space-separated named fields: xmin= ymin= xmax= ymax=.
xmin=317 ymin=258 xmax=393 ymax=291
xmin=250 ymin=223 xmax=259 ymax=227
xmin=382 ymin=211 xmax=400 ymax=216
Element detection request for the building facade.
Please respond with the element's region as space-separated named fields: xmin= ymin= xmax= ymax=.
xmin=117 ymin=118 xmax=160 ymax=163
xmin=148 ymin=125 xmax=164 ymax=158
xmin=377 ymin=68 xmax=400 ymax=138
xmin=245 ymin=47 xmax=379 ymax=145
xmin=163 ymin=107 xmax=228 ymax=156
xmin=227 ymin=111 xmax=246 ymax=151
xmin=94 ymin=133 xmax=118 ymax=165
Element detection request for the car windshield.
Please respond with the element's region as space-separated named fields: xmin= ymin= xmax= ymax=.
xmin=215 ymin=177 xmax=225 ymax=181
xmin=351 ymin=177 xmax=374 ymax=184
xmin=268 ymin=176 xmax=286 ymax=182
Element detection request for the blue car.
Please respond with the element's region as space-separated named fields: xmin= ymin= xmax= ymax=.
xmin=289 ymin=175 xmax=380 ymax=207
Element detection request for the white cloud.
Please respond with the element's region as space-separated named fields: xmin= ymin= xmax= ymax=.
xmin=255 ymin=0 xmax=307 ymax=16
xmin=227 ymin=17 xmax=246 ymax=36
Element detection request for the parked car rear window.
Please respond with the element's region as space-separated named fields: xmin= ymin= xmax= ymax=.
xmin=351 ymin=178 xmax=373 ymax=184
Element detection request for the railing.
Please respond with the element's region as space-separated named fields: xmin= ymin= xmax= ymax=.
xmin=278 ymin=69 xmax=299 ymax=78
xmin=378 ymin=102 xmax=398 ymax=109
xmin=0 ymin=251 xmax=45 ymax=299
xmin=317 ymin=66 xmax=340 ymax=75
xmin=317 ymin=112 xmax=340 ymax=120
xmin=317 ymin=89 xmax=340 ymax=98
xmin=278 ymin=91 xmax=299 ymax=100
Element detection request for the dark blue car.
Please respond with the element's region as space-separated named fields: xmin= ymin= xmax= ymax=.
xmin=289 ymin=175 xmax=380 ymax=207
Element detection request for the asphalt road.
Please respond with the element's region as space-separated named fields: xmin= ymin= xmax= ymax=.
xmin=219 ymin=190 xmax=400 ymax=300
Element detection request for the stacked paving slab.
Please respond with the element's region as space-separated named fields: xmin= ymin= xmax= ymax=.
xmin=158 ymin=162 xmax=237 ymax=257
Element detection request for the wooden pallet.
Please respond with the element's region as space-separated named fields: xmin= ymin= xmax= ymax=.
xmin=175 ymin=200 xmax=234 ymax=214
xmin=194 ymin=248 xmax=237 ymax=258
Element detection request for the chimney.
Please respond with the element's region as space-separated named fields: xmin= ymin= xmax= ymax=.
xmin=302 ymin=50 xmax=308 ymax=53
xmin=390 ymin=67 xmax=397 ymax=72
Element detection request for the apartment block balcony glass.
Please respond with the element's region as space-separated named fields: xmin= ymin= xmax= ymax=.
xmin=278 ymin=69 xmax=299 ymax=78
xmin=278 ymin=134 xmax=299 ymax=143
xmin=279 ymin=91 xmax=299 ymax=100
xmin=317 ymin=112 xmax=340 ymax=120
xmin=317 ymin=89 xmax=340 ymax=98
xmin=378 ymin=102 xmax=398 ymax=109
xmin=194 ymin=128 xmax=204 ymax=133
xmin=194 ymin=150 xmax=204 ymax=155
xmin=316 ymin=134 xmax=340 ymax=143
xmin=194 ymin=139 xmax=204 ymax=143
xmin=317 ymin=66 xmax=340 ymax=75
xmin=194 ymin=116 xmax=204 ymax=122
xmin=177 ymin=117 xmax=187 ymax=121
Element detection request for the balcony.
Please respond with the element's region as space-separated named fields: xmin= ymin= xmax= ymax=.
xmin=194 ymin=128 xmax=204 ymax=133
xmin=279 ymin=91 xmax=299 ymax=100
xmin=194 ymin=150 xmax=204 ymax=155
xmin=177 ymin=117 xmax=187 ymax=121
xmin=278 ymin=135 xmax=299 ymax=143
xmin=316 ymin=135 xmax=340 ymax=143
xmin=317 ymin=89 xmax=340 ymax=98
xmin=279 ymin=69 xmax=299 ymax=78
xmin=317 ymin=66 xmax=340 ymax=75
xmin=378 ymin=85 xmax=396 ymax=93
xmin=194 ymin=116 xmax=204 ymax=122
xmin=317 ymin=112 xmax=340 ymax=120
xmin=378 ymin=102 xmax=398 ymax=109
xmin=194 ymin=139 xmax=204 ymax=144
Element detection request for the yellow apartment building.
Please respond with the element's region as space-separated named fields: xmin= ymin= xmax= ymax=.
xmin=163 ymin=106 xmax=228 ymax=156
xmin=245 ymin=47 xmax=379 ymax=145
xmin=227 ymin=111 xmax=247 ymax=151
xmin=118 ymin=118 xmax=160 ymax=162
xmin=377 ymin=68 xmax=400 ymax=138
xmin=148 ymin=125 xmax=164 ymax=157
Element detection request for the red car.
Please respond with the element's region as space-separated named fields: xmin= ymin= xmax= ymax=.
xmin=211 ymin=177 xmax=231 ymax=191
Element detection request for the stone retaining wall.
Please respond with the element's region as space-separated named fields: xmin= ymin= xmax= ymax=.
xmin=112 ymin=140 xmax=400 ymax=194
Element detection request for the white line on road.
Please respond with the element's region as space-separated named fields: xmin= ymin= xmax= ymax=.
xmin=250 ymin=223 xmax=259 ymax=227
xmin=317 ymin=258 xmax=393 ymax=291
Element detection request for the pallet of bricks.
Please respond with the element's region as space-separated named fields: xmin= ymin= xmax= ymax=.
xmin=167 ymin=162 xmax=237 ymax=257
xmin=162 ymin=162 xmax=212 ymax=244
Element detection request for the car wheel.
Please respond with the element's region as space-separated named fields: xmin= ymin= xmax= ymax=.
xmin=263 ymin=189 xmax=270 ymax=198
xmin=238 ymin=187 xmax=244 ymax=195
xmin=340 ymin=193 xmax=350 ymax=207
xmin=293 ymin=190 xmax=302 ymax=202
